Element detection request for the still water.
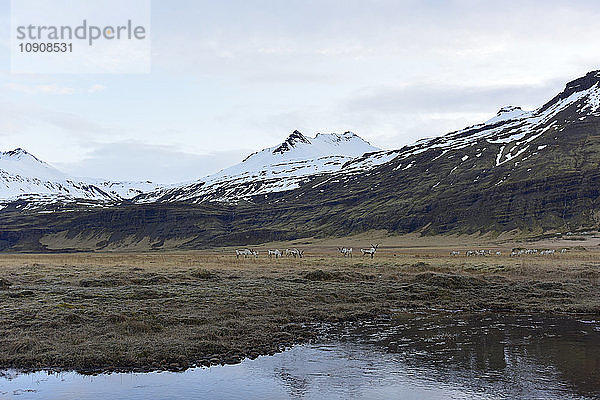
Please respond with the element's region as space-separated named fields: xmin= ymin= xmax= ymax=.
xmin=1 ymin=312 xmax=599 ymax=400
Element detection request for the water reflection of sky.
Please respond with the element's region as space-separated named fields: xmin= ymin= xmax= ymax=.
xmin=1 ymin=313 xmax=598 ymax=400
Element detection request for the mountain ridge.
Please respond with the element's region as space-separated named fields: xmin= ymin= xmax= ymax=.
xmin=0 ymin=147 xmax=163 ymax=205
xmin=133 ymin=130 xmax=380 ymax=204
xmin=0 ymin=130 xmax=379 ymax=206
xmin=2 ymin=70 xmax=600 ymax=251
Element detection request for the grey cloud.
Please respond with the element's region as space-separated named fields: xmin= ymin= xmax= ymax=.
xmin=0 ymin=100 xmax=109 ymax=141
xmin=327 ymin=79 xmax=570 ymax=149
xmin=345 ymin=80 xmax=566 ymax=115
xmin=41 ymin=111 xmax=108 ymax=138
xmin=54 ymin=142 xmax=251 ymax=183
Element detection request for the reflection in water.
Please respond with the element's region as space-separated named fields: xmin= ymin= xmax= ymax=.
xmin=1 ymin=313 xmax=599 ymax=400
xmin=320 ymin=312 xmax=600 ymax=399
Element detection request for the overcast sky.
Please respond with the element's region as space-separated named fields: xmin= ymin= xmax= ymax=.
xmin=2 ymin=0 xmax=600 ymax=183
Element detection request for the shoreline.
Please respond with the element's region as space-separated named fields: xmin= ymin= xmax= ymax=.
xmin=3 ymin=308 xmax=600 ymax=376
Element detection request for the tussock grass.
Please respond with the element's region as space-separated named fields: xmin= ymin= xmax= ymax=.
xmin=189 ymin=268 xmax=219 ymax=280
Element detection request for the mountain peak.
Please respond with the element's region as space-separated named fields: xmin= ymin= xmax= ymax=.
xmin=321 ymin=131 xmax=359 ymax=139
xmin=497 ymin=105 xmax=523 ymax=113
xmin=1 ymin=148 xmax=44 ymax=163
xmin=143 ymin=130 xmax=381 ymax=204
xmin=563 ymin=70 xmax=600 ymax=95
xmin=238 ymin=130 xmax=379 ymax=169
xmin=4 ymin=148 xmax=30 ymax=157
xmin=0 ymin=147 xmax=69 ymax=191
xmin=272 ymin=130 xmax=312 ymax=154
xmin=539 ymin=70 xmax=600 ymax=113
xmin=485 ymin=105 xmax=527 ymax=125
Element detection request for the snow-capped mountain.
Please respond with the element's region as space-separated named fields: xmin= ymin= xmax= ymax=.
xmin=253 ymin=69 xmax=600 ymax=237
xmin=136 ymin=71 xmax=600 ymax=206
xmin=0 ymin=148 xmax=162 ymax=206
xmin=0 ymin=131 xmax=379 ymax=207
xmin=135 ymin=131 xmax=380 ymax=203
xmin=3 ymin=70 xmax=600 ymax=251
xmin=4 ymin=70 xmax=600 ymax=211
xmin=336 ymin=70 xmax=600 ymax=177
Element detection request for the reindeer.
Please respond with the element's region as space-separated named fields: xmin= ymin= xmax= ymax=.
xmin=288 ymin=248 xmax=304 ymax=258
xmin=268 ymin=249 xmax=282 ymax=258
xmin=511 ymin=249 xmax=524 ymax=257
xmin=360 ymin=244 xmax=380 ymax=259
xmin=236 ymin=249 xmax=252 ymax=259
xmin=338 ymin=247 xmax=353 ymax=258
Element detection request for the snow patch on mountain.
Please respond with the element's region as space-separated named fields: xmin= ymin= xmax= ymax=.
xmin=0 ymin=148 xmax=66 ymax=181
xmin=342 ymin=70 xmax=600 ymax=174
xmin=241 ymin=130 xmax=378 ymax=165
xmin=0 ymin=148 xmax=162 ymax=203
xmin=485 ymin=106 xmax=529 ymax=125
xmin=135 ymin=131 xmax=380 ymax=203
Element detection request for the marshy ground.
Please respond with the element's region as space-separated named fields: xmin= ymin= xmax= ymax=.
xmin=0 ymin=244 xmax=599 ymax=373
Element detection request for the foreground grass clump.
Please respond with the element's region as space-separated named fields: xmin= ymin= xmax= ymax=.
xmin=0 ymin=250 xmax=598 ymax=373
xmin=0 ymin=277 xmax=11 ymax=288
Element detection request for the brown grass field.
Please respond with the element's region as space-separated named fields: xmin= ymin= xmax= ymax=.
xmin=0 ymin=238 xmax=599 ymax=373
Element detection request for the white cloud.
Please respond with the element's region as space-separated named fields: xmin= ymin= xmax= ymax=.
xmin=88 ymin=84 xmax=106 ymax=93
xmin=7 ymin=82 xmax=76 ymax=95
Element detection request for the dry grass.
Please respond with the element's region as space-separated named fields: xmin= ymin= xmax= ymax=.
xmin=0 ymin=247 xmax=598 ymax=373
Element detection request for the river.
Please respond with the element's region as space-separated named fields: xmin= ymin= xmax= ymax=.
xmin=1 ymin=312 xmax=598 ymax=399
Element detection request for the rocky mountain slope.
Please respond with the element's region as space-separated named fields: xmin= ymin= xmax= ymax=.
xmin=274 ymin=70 xmax=600 ymax=235
xmin=1 ymin=70 xmax=600 ymax=251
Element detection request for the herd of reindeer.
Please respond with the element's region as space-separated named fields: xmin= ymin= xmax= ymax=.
xmin=235 ymin=244 xmax=381 ymax=259
xmin=235 ymin=244 xmax=571 ymax=259
xmin=452 ymin=248 xmax=569 ymax=257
